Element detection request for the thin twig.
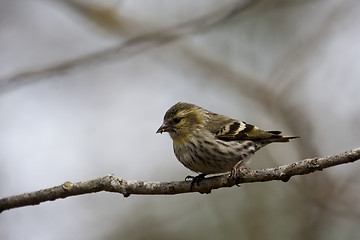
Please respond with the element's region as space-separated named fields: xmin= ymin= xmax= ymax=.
xmin=1 ymin=147 xmax=359 ymax=213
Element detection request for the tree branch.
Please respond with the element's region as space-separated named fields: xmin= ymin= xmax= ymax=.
xmin=1 ymin=148 xmax=359 ymax=213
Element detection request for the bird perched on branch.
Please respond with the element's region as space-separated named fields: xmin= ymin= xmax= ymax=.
xmin=157 ymin=102 xmax=298 ymax=181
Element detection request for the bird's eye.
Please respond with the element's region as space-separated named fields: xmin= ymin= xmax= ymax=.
xmin=173 ymin=117 xmax=182 ymax=124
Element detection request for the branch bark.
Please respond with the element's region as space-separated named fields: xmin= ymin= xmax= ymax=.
xmin=1 ymin=147 xmax=359 ymax=213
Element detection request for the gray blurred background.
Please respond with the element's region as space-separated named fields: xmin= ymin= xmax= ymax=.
xmin=1 ymin=0 xmax=360 ymax=239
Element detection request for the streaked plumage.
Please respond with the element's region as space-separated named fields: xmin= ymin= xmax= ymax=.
xmin=157 ymin=102 xmax=298 ymax=176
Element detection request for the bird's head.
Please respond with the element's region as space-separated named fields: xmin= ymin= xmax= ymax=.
xmin=156 ymin=102 xmax=207 ymax=144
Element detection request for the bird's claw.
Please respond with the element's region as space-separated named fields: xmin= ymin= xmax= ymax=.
xmin=228 ymin=163 xmax=249 ymax=183
xmin=228 ymin=168 xmax=237 ymax=180
xmin=185 ymin=174 xmax=206 ymax=191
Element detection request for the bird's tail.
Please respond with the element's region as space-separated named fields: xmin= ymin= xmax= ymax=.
xmin=266 ymin=131 xmax=299 ymax=143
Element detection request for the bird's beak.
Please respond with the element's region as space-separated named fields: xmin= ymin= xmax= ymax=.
xmin=156 ymin=122 xmax=171 ymax=134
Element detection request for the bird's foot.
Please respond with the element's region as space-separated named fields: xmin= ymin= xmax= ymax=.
xmin=228 ymin=161 xmax=249 ymax=183
xmin=185 ymin=174 xmax=206 ymax=191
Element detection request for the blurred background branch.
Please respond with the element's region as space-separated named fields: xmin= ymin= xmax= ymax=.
xmin=0 ymin=0 xmax=260 ymax=94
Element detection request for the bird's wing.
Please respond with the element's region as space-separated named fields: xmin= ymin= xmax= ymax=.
xmin=206 ymin=113 xmax=297 ymax=142
xmin=215 ymin=120 xmax=277 ymax=141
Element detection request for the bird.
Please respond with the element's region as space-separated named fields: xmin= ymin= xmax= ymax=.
xmin=156 ymin=102 xmax=298 ymax=181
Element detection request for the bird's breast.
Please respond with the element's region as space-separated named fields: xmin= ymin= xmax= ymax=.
xmin=173 ymin=136 xmax=257 ymax=174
